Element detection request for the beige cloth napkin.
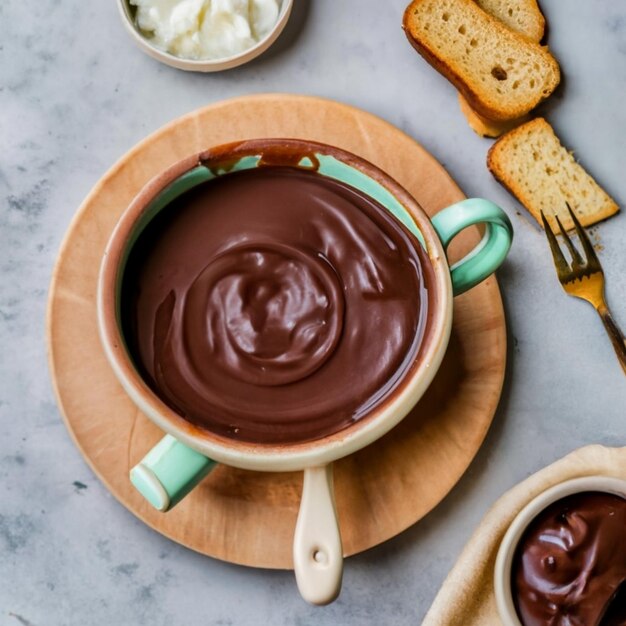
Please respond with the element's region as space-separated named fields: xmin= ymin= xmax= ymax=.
xmin=423 ymin=445 xmax=626 ymax=625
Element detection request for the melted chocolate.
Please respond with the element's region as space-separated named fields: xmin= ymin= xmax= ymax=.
xmin=604 ymin=584 xmax=626 ymax=626
xmin=512 ymin=492 xmax=626 ymax=626
xmin=121 ymin=166 xmax=433 ymax=444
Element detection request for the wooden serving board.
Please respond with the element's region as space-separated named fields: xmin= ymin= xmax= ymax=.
xmin=47 ymin=94 xmax=507 ymax=569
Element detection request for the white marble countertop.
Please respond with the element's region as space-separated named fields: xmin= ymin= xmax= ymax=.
xmin=1 ymin=1 xmax=625 ymax=624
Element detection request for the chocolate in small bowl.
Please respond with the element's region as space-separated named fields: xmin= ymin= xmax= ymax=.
xmin=513 ymin=492 xmax=626 ymax=626
xmin=495 ymin=477 xmax=626 ymax=626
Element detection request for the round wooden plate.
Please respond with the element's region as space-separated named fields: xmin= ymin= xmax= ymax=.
xmin=47 ymin=94 xmax=506 ymax=569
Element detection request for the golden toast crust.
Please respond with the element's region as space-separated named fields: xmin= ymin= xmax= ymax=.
xmin=403 ymin=0 xmax=560 ymax=121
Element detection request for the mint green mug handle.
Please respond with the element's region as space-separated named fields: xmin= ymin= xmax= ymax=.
xmin=130 ymin=435 xmax=216 ymax=511
xmin=431 ymin=198 xmax=513 ymax=296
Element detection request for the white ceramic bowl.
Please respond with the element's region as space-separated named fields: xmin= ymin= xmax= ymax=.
xmin=117 ymin=0 xmax=293 ymax=72
xmin=494 ymin=475 xmax=626 ymax=625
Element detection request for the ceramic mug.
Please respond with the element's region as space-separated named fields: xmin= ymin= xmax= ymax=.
xmin=98 ymin=139 xmax=513 ymax=604
xmin=494 ymin=476 xmax=626 ymax=625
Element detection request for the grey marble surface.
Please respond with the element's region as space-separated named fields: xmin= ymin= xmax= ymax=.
xmin=1 ymin=1 xmax=625 ymax=624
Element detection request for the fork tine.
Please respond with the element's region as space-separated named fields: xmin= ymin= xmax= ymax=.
xmin=541 ymin=211 xmax=570 ymax=278
xmin=555 ymin=214 xmax=584 ymax=268
xmin=566 ymin=203 xmax=601 ymax=269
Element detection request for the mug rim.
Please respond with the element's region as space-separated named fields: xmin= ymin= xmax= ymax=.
xmin=494 ymin=475 xmax=626 ymax=626
xmin=97 ymin=138 xmax=453 ymax=471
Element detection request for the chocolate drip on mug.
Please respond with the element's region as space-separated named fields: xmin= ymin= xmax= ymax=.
xmin=121 ymin=166 xmax=432 ymax=444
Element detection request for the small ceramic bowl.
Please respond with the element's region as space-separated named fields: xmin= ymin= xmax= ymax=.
xmin=117 ymin=0 xmax=293 ymax=72
xmin=494 ymin=475 xmax=626 ymax=625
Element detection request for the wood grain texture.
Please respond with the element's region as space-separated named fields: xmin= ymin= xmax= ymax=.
xmin=47 ymin=94 xmax=506 ymax=569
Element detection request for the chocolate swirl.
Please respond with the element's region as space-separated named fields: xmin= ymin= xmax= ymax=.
xmin=513 ymin=492 xmax=626 ymax=626
xmin=122 ymin=166 xmax=432 ymax=444
xmin=183 ymin=243 xmax=345 ymax=387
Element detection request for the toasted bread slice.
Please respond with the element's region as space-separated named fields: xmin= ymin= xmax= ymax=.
xmin=459 ymin=0 xmax=545 ymax=136
xmin=474 ymin=0 xmax=545 ymax=42
xmin=487 ymin=118 xmax=619 ymax=230
xmin=458 ymin=92 xmax=528 ymax=137
xmin=403 ymin=0 xmax=560 ymax=121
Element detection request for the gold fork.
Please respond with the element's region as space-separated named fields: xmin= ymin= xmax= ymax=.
xmin=541 ymin=204 xmax=626 ymax=374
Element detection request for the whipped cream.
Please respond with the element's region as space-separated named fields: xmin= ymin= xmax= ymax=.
xmin=130 ymin=0 xmax=281 ymax=60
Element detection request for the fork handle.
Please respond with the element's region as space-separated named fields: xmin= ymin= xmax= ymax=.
xmin=597 ymin=304 xmax=626 ymax=375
